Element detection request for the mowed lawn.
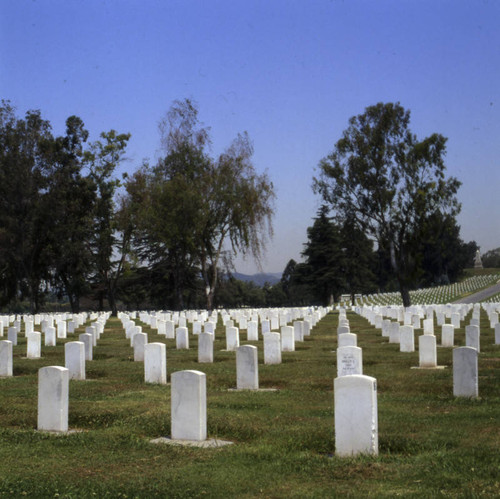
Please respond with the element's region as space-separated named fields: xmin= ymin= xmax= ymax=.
xmin=0 ymin=310 xmax=498 ymax=498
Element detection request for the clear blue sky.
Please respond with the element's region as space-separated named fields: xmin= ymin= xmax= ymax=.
xmin=1 ymin=0 xmax=499 ymax=274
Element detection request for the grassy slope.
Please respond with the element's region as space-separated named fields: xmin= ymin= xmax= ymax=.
xmin=0 ymin=312 xmax=498 ymax=498
xmin=462 ymin=268 xmax=500 ymax=279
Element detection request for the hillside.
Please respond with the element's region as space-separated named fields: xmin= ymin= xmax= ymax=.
xmin=231 ymin=272 xmax=282 ymax=286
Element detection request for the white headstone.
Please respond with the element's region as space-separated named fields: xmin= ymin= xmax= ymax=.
xmin=441 ymin=324 xmax=455 ymax=347
xmin=79 ymin=333 xmax=93 ymax=361
xmin=412 ymin=315 xmax=421 ymax=330
xmin=84 ymin=325 xmax=95 ymax=345
xmin=423 ymin=318 xmax=434 ymax=335
xmin=203 ymin=321 xmax=215 ymax=336
xmin=236 ymin=345 xmax=259 ymax=390
xmin=337 ymin=325 xmax=350 ymax=336
xmin=453 ymin=347 xmax=478 ymax=398
xmin=171 ymin=370 xmax=207 ymax=441
xmin=280 ymin=326 xmax=295 ymax=352
xmin=293 ymin=321 xmax=304 ymax=342
xmin=465 ymin=325 xmax=480 ymax=353
xmin=336 ymin=346 xmax=363 ymax=377
xmin=144 ymin=342 xmax=167 ymax=384
xmin=261 ymin=319 xmax=271 ymax=335
xmin=225 ymin=326 xmax=240 ymax=351
xmin=45 ymin=326 xmax=56 ymax=347
xmin=334 ymin=375 xmax=378 ymax=457
xmin=0 ymin=340 xmax=13 ymax=377
xmin=27 ymin=332 xmax=42 ymax=359
xmin=389 ymin=322 xmax=400 ymax=344
xmin=247 ymin=321 xmax=258 ymax=341
xmin=263 ymin=332 xmax=281 ymax=365
xmin=7 ymin=327 xmax=17 ymax=346
xmin=399 ymin=325 xmax=415 ymax=353
xmin=65 ymin=341 xmax=85 ymax=380
xmin=133 ymin=332 xmax=148 ymax=362
xmin=165 ymin=320 xmax=175 ymax=339
xmin=176 ymin=327 xmax=189 ymax=350
xmin=381 ymin=319 xmax=391 ymax=338
xmin=338 ymin=333 xmax=357 ymax=348
xmin=57 ymin=321 xmax=67 ymax=339
xmin=192 ymin=321 xmax=202 ymax=335
xmin=37 ymin=366 xmax=69 ymax=432
xmin=419 ymin=335 xmax=437 ymax=368
xmin=198 ymin=332 xmax=213 ymax=363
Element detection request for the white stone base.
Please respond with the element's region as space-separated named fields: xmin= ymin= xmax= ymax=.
xmin=228 ymin=387 xmax=279 ymax=392
xmin=410 ymin=366 xmax=447 ymax=370
xmin=36 ymin=429 xmax=85 ymax=436
xmin=150 ymin=437 xmax=233 ymax=448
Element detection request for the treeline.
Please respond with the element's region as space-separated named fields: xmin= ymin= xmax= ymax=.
xmin=0 ymin=99 xmax=274 ymax=314
xmin=0 ymin=98 xmax=482 ymax=313
xmin=219 ymin=204 xmax=478 ymax=309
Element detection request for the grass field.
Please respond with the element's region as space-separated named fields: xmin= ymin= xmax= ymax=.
xmin=0 ymin=310 xmax=499 ymax=498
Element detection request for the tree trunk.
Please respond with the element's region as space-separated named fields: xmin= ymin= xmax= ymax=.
xmin=67 ymin=293 xmax=79 ymax=314
xmin=206 ymin=288 xmax=214 ymax=311
xmin=107 ymin=283 xmax=118 ymax=317
xmin=398 ymin=280 xmax=411 ymax=308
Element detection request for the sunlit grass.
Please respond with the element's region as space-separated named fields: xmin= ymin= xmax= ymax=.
xmin=0 ymin=310 xmax=498 ymax=497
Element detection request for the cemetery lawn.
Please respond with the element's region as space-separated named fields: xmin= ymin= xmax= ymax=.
xmin=0 ymin=312 xmax=499 ymax=498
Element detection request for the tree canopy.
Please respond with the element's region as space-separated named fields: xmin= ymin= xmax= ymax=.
xmin=124 ymin=99 xmax=275 ymax=310
xmin=314 ymin=102 xmax=462 ymax=306
xmin=0 ymin=98 xmax=480 ymax=312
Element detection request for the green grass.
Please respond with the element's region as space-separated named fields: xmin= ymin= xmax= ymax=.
xmin=0 ymin=311 xmax=499 ymax=498
xmin=463 ymin=268 xmax=500 ymax=278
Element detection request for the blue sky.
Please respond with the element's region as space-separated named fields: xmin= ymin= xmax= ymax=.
xmin=1 ymin=0 xmax=499 ymax=274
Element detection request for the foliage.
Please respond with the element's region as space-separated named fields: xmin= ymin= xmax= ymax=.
xmin=45 ymin=115 xmax=95 ymax=312
xmin=85 ymin=130 xmax=131 ymax=315
xmin=300 ymin=206 xmax=346 ymax=304
xmin=125 ymin=99 xmax=275 ymax=310
xmin=417 ymin=213 xmax=478 ymax=286
xmin=482 ymin=247 xmax=500 ymax=268
xmin=297 ymin=207 xmax=377 ymax=305
xmin=0 ymin=101 xmax=53 ymax=310
xmin=314 ymin=102 xmax=462 ymax=306
xmin=0 ymin=101 xmax=130 ymax=313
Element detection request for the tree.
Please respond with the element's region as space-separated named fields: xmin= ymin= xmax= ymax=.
xmin=314 ymin=102 xmax=461 ymax=307
xmin=0 ymin=101 xmax=53 ymax=311
xmin=130 ymin=99 xmax=275 ymax=310
xmin=199 ymin=131 xmax=275 ymax=310
xmin=281 ymin=259 xmax=297 ymax=302
xmin=301 ymin=206 xmax=345 ymax=305
xmin=44 ymin=115 xmax=95 ymax=313
xmin=85 ymin=130 xmax=131 ymax=316
xmin=481 ymin=247 xmax=500 ymax=268
xmin=339 ymin=215 xmax=377 ymax=302
xmin=417 ymin=212 xmax=477 ymax=285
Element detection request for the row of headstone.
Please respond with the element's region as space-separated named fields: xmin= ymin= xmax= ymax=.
xmin=355 ymin=275 xmax=499 ymax=307
xmin=0 ymin=314 xmax=109 ymax=381
xmin=348 ymin=304 xmax=489 ymax=396
xmin=35 ymin=358 xmax=380 ymax=458
xmin=121 ymin=307 xmax=331 ymax=372
xmin=121 ymin=306 xmax=327 ymax=340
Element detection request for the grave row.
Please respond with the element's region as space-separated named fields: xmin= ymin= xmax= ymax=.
xmin=0 ymin=305 xmax=378 ymax=456
xmin=352 ymin=274 xmax=500 ymax=306
xmin=336 ymin=308 xmax=486 ymax=399
xmin=2 ymin=301 xmax=496 ymax=458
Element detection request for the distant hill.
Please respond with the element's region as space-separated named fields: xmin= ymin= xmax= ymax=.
xmin=231 ymin=272 xmax=282 ymax=287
